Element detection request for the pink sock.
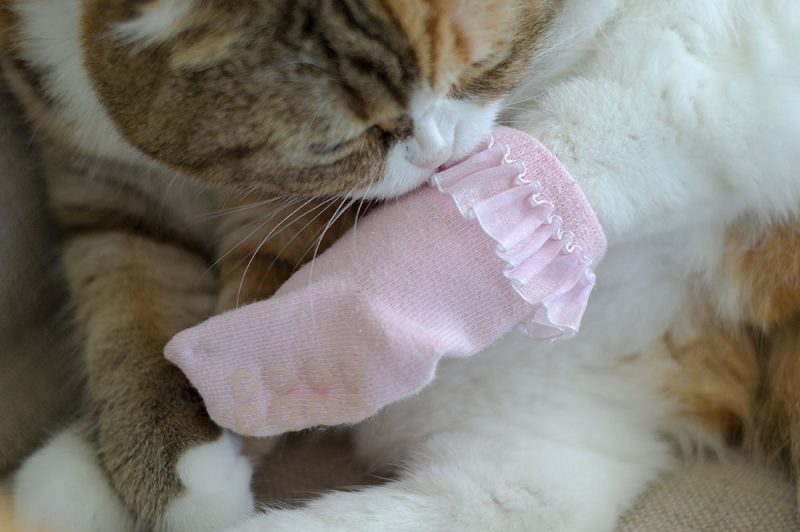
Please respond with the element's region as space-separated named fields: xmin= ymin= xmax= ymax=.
xmin=165 ymin=126 xmax=606 ymax=437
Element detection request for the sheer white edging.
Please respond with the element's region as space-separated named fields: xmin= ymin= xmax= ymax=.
xmin=432 ymin=135 xmax=598 ymax=340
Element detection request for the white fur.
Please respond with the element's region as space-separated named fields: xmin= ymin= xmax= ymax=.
xmin=14 ymin=0 xmax=800 ymax=531
xmin=13 ymin=428 xmax=135 ymax=532
xmin=162 ymin=433 xmax=255 ymax=532
xmin=512 ymin=0 xmax=800 ymax=242
xmin=404 ymin=91 xmax=459 ymax=169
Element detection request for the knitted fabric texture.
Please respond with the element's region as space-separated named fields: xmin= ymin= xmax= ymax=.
xmin=165 ymin=126 xmax=606 ymax=437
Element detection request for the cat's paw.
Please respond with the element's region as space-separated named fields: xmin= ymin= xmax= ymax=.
xmin=13 ymin=427 xmax=135 ymax=532
xmin=161 ymin=432 xmax=255 ymax=532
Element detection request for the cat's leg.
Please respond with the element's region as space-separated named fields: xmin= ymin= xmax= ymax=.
xmin=508 ymin=7 xmax=800 ymax=245
xmin=24 ymin=231 xmax=254 ymax=532
xmin=10 ymin=200 xmax=344 ymax=532
xmin=228 ymin=336 xmax=677 ymax=532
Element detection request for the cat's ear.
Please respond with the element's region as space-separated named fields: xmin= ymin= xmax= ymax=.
xmin=112 ymin=0 xmax=197 ymax=46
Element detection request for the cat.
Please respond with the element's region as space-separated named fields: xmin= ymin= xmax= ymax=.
xmin=3 ymin=0 xmax=800 ymax=531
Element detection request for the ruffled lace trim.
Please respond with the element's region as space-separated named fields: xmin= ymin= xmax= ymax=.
xmin=431 ymin=136 xmax=598 ymax=340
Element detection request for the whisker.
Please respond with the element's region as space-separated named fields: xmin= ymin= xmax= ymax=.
xmin=234 ymin=196 xmax=322 ymax=307
xmin=351 ymin=195 xmax=369 ymax=253
xmin=496 ymin=118 xmax=542 ymax=125
xmin=305 ymin=195 xmax=358 ymax=319
xmin=258 ymin=195 xmax=345 ymax=283
xmin=156 ymin=172 xmax=182 ymax=224
xmin=350 ymin=169 xmax=384 ymax=253
xmin=183 ymin=196 xmax=292 ymax=225
xmin=207 ymin=198 xmax=302 ymax=274
xmin=290 ymin=195 xmax=349 ymax=271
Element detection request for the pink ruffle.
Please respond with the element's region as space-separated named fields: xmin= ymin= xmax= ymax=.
xmin=432 ymin=137 xmax=600 ymax=340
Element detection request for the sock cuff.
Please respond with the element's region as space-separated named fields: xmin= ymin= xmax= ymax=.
xmin=432 ymin=126 xmax=606 ymax=339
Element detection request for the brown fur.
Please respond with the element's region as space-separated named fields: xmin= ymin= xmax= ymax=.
xmin=62 ymin=225 xmax=220 ymax=518
xmin=0 ymin=0 xmax=17 ymax=50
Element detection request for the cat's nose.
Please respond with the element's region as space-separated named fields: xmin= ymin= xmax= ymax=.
xmin=406 ymin=115 xmax=454 ymax=170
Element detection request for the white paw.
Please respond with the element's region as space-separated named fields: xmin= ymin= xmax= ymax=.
xmin=13 ymin=427 xmax=135 ymax=532
xmin=162 ymin=432 xmax=255 ymax=532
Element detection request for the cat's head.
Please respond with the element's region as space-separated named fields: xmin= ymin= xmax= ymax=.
xmin=80 ymin=0 xmax=561 ymax=198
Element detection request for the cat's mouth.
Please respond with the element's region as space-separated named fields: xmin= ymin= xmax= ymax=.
xmin=356 ymin=131 xmax=495 ymax=200
xmin=355 ymin=152 xmax=477 ymax=200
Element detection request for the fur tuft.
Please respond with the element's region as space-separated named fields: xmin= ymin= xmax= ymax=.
xmin=112 ymin=0 xmax=196 ymax=45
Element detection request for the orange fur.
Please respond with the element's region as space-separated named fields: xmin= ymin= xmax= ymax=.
xmin=726 ymin=220 xmax=800 ymax=330
xmin=661 ymin=308 xmax=759 ymax=444
xmin=751 ymin=317 xmax=800 ymax=470
xmin=662 ymin=220 xmax=800 ymax=480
